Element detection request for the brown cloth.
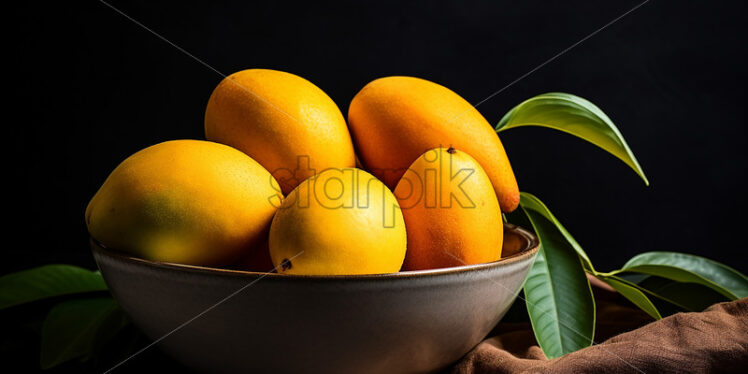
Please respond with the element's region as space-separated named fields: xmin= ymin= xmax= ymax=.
xmin=449 ymin=277 xmax=748 ymax=374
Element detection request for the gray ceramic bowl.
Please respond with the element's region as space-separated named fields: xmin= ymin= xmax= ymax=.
xmin=92 ymin=223 xmax=538 ymax=374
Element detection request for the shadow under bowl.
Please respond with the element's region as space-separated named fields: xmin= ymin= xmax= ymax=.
xmin=92 ymin=223 xmax=539 ymax=374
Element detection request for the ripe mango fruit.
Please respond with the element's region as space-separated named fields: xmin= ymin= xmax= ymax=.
xmin=205 ymin=69 xmax=356 ymax=195
xmin=348 ymin=76 xmax=519 ymax=212
xmin=394 ymin=147 xmax=503 ymax=270
xmin=269 ymin=168 xmax=407 ymax=275
xmin=86 ymin=140 xmax=282 ymax=267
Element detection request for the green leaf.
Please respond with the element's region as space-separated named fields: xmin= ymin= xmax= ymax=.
xmin=619 ymin=252 xmax=748 ymax=300
xmin=518 ymin=192 xmax=595 ymax=273
xmin=607 ymin=273 xmax=694 ymax=315
xmin=519 ymin=194 xmax=595 ymax=358
xmin=636 ymin=275 xmax=732 ymax=312
xmin=596 ymin=275 xmax=661 ymax=319
xmin=40 ymin=297 xmax=128 ymax=369
xmin=616 ymin=272 xmax=650 ymax=284
xmin=605 ymin=273 xmax=722 ymax=316
xmin=0 ymin=265 xmax=107 ymax=310
xmin=496 ymin=92 xmax=649 ymax=185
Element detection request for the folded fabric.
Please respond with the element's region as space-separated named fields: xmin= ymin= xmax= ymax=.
xmin=449 ymin=280 xmax=748 ymax=374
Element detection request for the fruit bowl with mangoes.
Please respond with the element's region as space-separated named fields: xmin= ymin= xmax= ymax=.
xmin=7 ymin=69 xmax=743 ymax=372
xmin=87 ymin=70 xmax=537 ymax=373
xmin=88 ymin=71 xmax=522 ymax=275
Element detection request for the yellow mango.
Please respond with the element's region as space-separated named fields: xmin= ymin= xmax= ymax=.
xmin=205 ymin=69 xmax=356 ymax=195
xmin=86 ymin=140 xmax=281 ymax=267
xmin=269 ymin=168 xmax=406 ymax=275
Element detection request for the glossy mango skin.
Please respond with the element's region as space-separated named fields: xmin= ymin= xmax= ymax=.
xmin=205 ymin=69 xmax=356 ymax=195
xmin=348 ymin=76 xmax=519 ymax=212
xmin=269 ymin=168 xmax=407 ymax=275
xmin=394 ymin=148 xmax=503 ymax=270
xmin=86 ymin=140 xmax=282 ymax=267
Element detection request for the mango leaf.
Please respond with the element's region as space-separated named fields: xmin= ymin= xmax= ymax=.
xmin=496 ymin=92 xmax=649 ymax=185
xmin=613 ymin=273 xmax=695 ymax=314
xmin=517 ymin=192 xmax=595 ymax=273
xmin=519 ymin=193 xmax=595 ymax=358
xmin=40 ymin=297 xmax=128 ymax=369
xmin=0 ymin=265 xmax=108 ymax=310
xmin=616 ymin=272 xmax=649 ymax=284
xmin=609 ymin=273 xmax=721 ymax=316
xmin=618 ymin=252 xmax=748 ymax=300
xmin=596 ymin=275 xmax=661 ymax=319
xmin=636 ymin=275 xmax=730 ymax=312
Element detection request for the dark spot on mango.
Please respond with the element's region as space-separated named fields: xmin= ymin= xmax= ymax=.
xmin=281 ymin=258 xmax=293 ymax=271
xmin=446 ymin=147 xmax=456 ymax=154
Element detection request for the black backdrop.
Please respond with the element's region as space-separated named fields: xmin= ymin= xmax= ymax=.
xmin=7 ymin=0 xmax=746 ymax=275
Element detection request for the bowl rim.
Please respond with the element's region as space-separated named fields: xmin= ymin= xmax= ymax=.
xmin=91 ymin=223 xmax=539 ymax=280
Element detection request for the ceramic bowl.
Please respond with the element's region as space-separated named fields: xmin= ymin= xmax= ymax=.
xmin=92 ymin=223 xmax=538 ymax=374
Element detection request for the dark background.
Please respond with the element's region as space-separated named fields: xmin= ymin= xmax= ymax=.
xmin=7 ymin=0 xmax=746 ymax=276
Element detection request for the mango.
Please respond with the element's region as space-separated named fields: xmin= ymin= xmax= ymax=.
xmin=394 ymin=147 xmax=503 ymax=270
xmin=348 ymin=76 xmax=519 ymax=212
xmin=86 ymin=140 xmax=282 ymax=267
xmin=269 ymin=168 xmax=407 ymax=275
xmin=205 ymin=69 xmax=356 ymax=195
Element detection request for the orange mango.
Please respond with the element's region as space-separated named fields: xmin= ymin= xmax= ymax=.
xmin=348 ymin=76 xmax=519 ymax=212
